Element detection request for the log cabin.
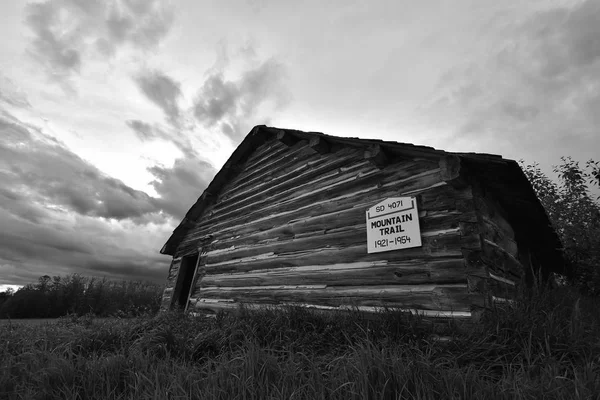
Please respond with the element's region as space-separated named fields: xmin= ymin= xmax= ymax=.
xmin=159 ymin=125 xmax=567 ymax=322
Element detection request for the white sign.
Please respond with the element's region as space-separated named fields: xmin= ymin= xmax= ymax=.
xmin=366 ymin=197 xmax=422 ymax=253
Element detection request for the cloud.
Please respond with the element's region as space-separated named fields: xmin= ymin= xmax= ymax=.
xmin=126 ymin=119 xmax=159 ymax=141
xmin=134 ymin=70 xmax=182 ymax=126
xmin=24 ymin=0 xmax=174 ymax=84
xmin=0 ymin=74 xmax=32 ymax=109
xmin=0 ymin=108 xmax=177 ymax=286
xmin=0 ymin=115 xmax=159 ymax=222
xmin=125 ymin=119 xmax=201 ymax=161
xmin=193 ymin=57 xmax=290 ymax=140
xmin=422 ymin=0 xmax=600 ymax=163
xmin=148 ymin=157 xmax=215 ymax=220
xmin=0 ymin=209 xmax=170 ymax=286
xmin=126 ymin=118 xmax=217 ymax=220
xmin=193 ymin=74 xmax=239 ymax=127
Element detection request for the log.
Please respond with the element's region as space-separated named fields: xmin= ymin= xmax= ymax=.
xmin=194 ymin=283 xmax=480 ymax=311
xmin=203 ymin=232 xmax=477 ymax=275
xmin=176 ymin=180 xmax=470 ymax=258
xmin=226 ymin=154 xmax=418 ymax=216
xmin=236 ymin=141 xmax=293 ymax=178
xmin=181 ymin=180 xmax=436 ymax=255
xmin=473 ymin=195 xmax=514 ymax=238
xmin=190 ymin=300 xmax=473 ymax=319
xmin=223 ymin=148 xmax=360 ymax=204
xmin=276 ymin=130 xmax=299 ymax=147
xmin=200 ymin=258 xmax=467 ymax=288
xmin=204 ymin=210 xmax=477 ymax=262
xmin=481 ymin=219 xmax=518 ymax=256
xmin=184 ymin=167 xmax=443 ymax=243
xmin=481 ymin=239 xmax=523 ymax=279
xmin=230 ymin=140 xmax=315 ymax=188
xmin=487 ymin=278 xmax=518 ymax=299
xmin=364 ymin=145 xmax=388 ymax=169
xmin=165 ymin=258 xmax=182 ymax=282
xmin=217 ymin=159 xmax=435 ymax=221
xmin=244 ymin=138 xmax=285 ymax=164
xmin=195 ymin=167 xmax=381 ymax=231
xmin=488 ymin=272 xmax=516 ymax=286
xmin=309 ymin=136 xmax=330 ymax=154
xmin=214 ymin=158 xmax=377 ymax=218
xmin=439 ymin=155 xmax=468 ymax=189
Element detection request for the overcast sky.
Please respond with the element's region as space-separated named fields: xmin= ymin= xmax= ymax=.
xmin=1 ymin=0 xmax=599 ymax=291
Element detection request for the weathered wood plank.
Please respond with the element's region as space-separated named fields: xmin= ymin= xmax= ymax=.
xmin=221 ymin=147 xmax=360 ymax=204
xmin=160 ymin=257 xmax=182 ymax=310
xmin=194 ymin=283 xmax=480 ymax=311
xmin=175 ymin=171 xmax=475 ymax=259
xmin=191 ymin=300 xmax=473 ymax=318
xmin=364 ymin=145 xmax=388 ymax=169
xmin=439 ymin=155 xmax=469 ymax=189
xmin=473 ymin=195 xmax=514 ymax=238
xmin=481 ymin=219 xmax=518 ymax=256
xmin=309 ymin=136 xmax=330 ymax=154
xmin=481 ymin=239 xmax=523 ymax=279
xmin=180 ymin=169 xmax=446 ymax=250
xmin=200 ymin=258 xmax=467 ymax=288
xmin=204 ymin=210 xmax=478 ymax=262
xmin=220 ymin=156 xmax=432 ymax=219
xmin=276 ymin=130 xmax=299 ymax=147
xmin=232 ymin=139 xmax=310 ymax=184
xmin=190 ymin=166 xmax=382 ymax=233
xmin=203 ymin=231 xmax=479 ymax=275
xmin=213 ymin=158 xmax=375 ymax=218
xmin=244 ymin=138 xmax=285 ymax=163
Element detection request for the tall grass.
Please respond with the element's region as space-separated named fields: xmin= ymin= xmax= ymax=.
xmin=1 ymin=284 xmax=599 ymax=399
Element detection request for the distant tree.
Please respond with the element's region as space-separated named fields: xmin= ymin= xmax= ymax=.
xmin=520 ymin=157 xmax=600 ymax=294
xmin=0 ymin=273 xmax=163 ymax=319
xmin=0 ymin=288 xmax=14 ymax=316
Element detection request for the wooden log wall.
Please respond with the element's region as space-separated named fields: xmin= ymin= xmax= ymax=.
xmin=160 ymin=257 xmax=181 ymax=311
xmin=172 ymin=134 xmax=485 ymax=318
xmin=471 ymin=181 xmax=523 ymax=304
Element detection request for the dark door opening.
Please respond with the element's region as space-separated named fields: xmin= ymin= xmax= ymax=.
xmin=173 ymin=253 xmax=199 ymax=310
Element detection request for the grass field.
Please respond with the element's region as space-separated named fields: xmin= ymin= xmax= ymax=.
xmin=0 ymin=317 xmax=125 ymax=326
xmin=0 ymin=318 xmax=60 ymax=326
xmin=1 ymin=285 xmax=600 ymax=399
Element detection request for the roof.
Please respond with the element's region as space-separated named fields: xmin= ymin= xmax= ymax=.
xmin=160 ymin=125 xmax=568 ymax=277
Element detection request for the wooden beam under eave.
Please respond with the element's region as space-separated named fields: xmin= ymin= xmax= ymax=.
xmin=439 ymin=155 xmax=469 ymax=189
xmin=309 ymin=136 xmax=330 ymax=154
xmin=276 ymin=130 xmax=298 ymax=147
xmin=364 ymin=145 xmax=388 ymax=169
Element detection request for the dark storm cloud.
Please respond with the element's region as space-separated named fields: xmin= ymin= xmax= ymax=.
xmin=85 ymin=258 xmax=166 ymax=283
xmin=148 ymin=157 xmax=216 ymax=220
xmin=0 ymin=109 xmax=175 ymax=287
xmin=0 ymin=208 xmax=170 ymax=286
xmin=24 ymin=0 xmax=174 ymax=84
xmin=424 ymin=0 xmax=600 ymax=160
xmin=134 ymin=70 xmax=182 ymax=126
xmin=0 ymin=116 xmax=159 ymax=221
xmin=193 ymin=58 xmax=290 ymax=140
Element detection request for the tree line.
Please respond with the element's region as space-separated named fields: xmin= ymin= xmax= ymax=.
xmin=0 ymin=273 xmax=164 ymax=318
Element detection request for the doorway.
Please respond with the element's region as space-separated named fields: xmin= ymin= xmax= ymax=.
xmin=173 ymin=253 xmax=199 ymax=310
